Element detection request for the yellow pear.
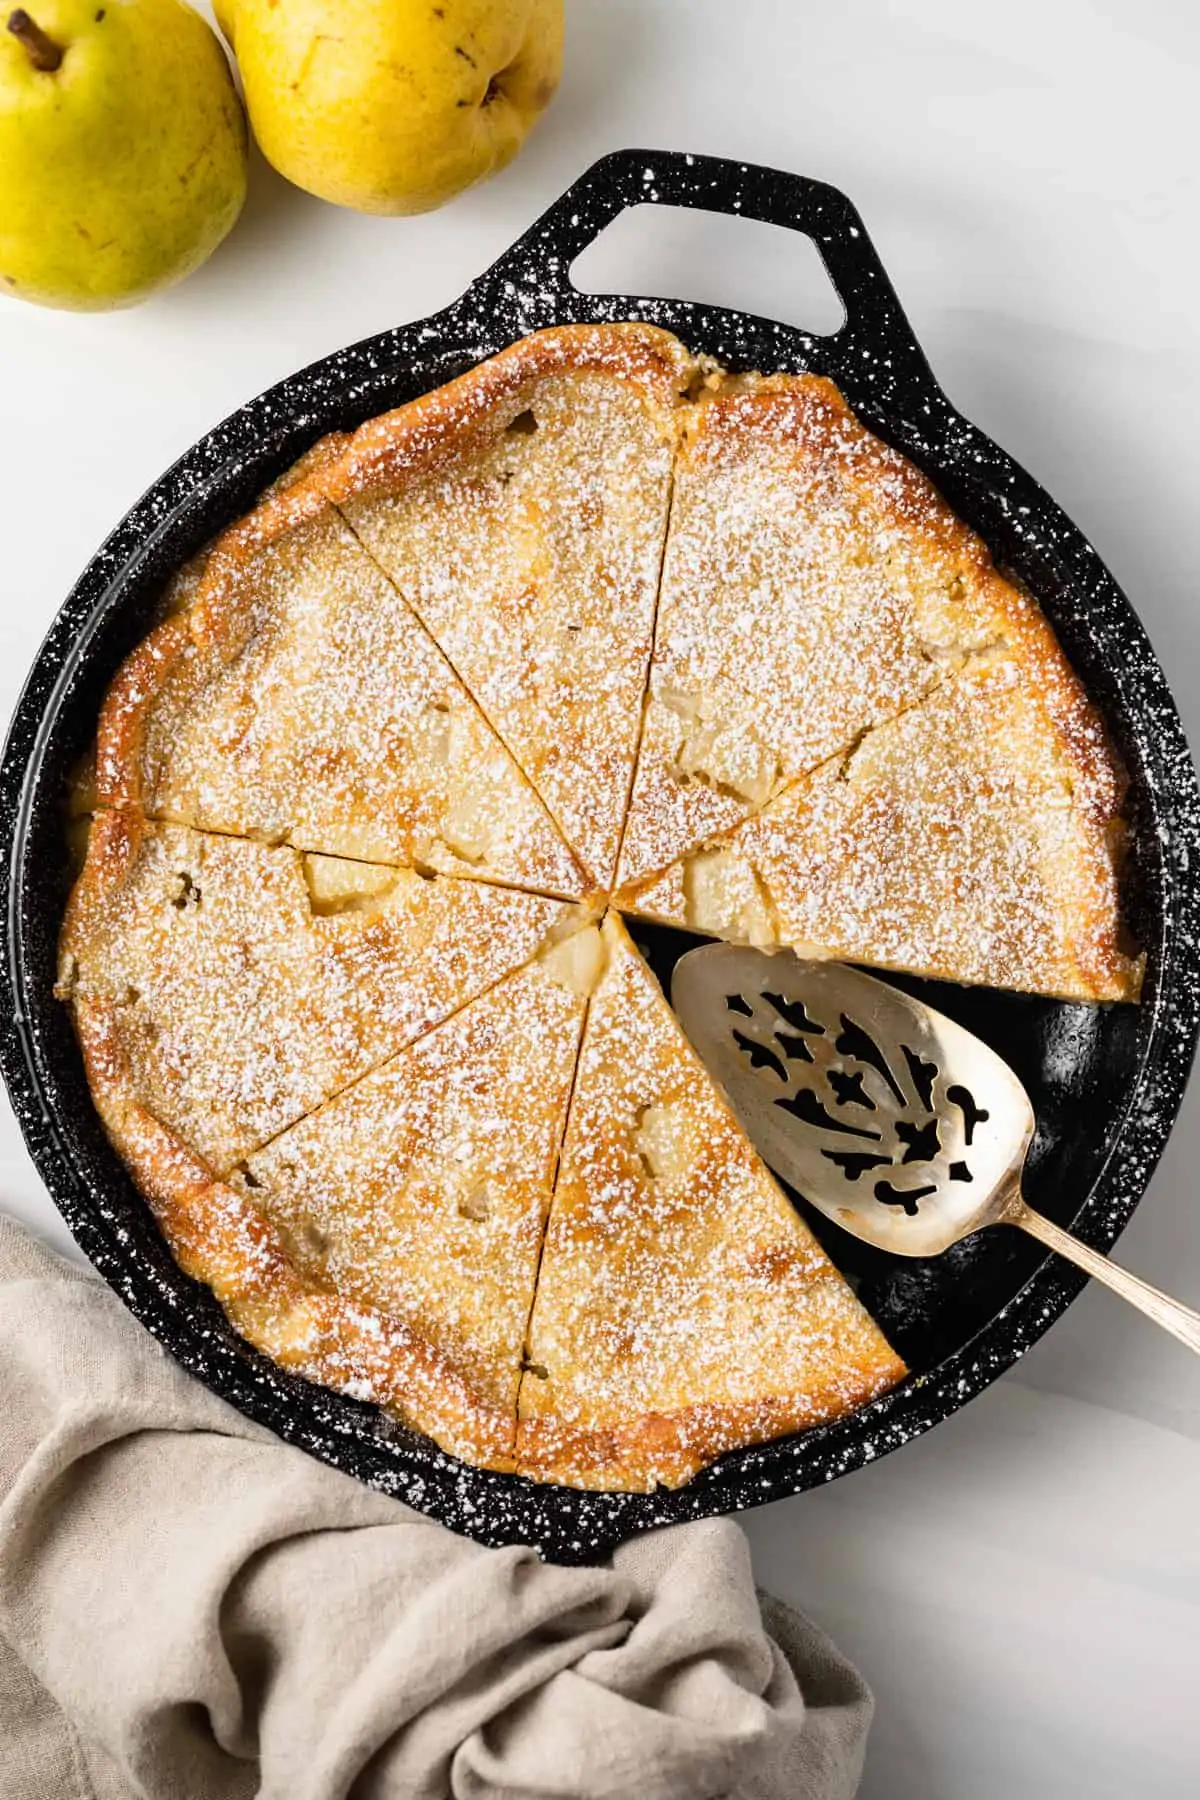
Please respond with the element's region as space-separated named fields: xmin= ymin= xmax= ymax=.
xmin=0 ymin=1 xmax=247 ymax=311
xmin=219 ymin=0 xmax=563 ymax=216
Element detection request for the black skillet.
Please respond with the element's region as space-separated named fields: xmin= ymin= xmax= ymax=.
xmin=3 ymin=150 xmax=1199 ymax=1562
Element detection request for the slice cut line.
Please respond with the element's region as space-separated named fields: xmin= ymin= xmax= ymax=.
xmin=58 ymin=810 xmax=579 ymax=1174
xmin=221 ymin=945 xmax=594 ymax=1469
xmin=328 ymin=323 xmax=694 ymax=890
xmin=615 ymin=373 xmax=1054 ymax=895
xmin=517 ymin=915 xmax=907 ymax=1490
xmin=619 ymin=651 xmax=1142 ymax=1003
xmin=93 ymin=470 xmax=586 ymax=899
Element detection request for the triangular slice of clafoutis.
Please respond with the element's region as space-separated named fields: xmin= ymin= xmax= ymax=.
xmin=328 ymin=325 xmax=693 ymax=891
xmin=615 ymin=373 xmax=1048 ymax=895
xmin=58 ymin=810 xmax=582 ymax=1175
xmin=517 ymin=915 xmax=906 ymax=1491
xmin=208 ymin=934 xmax=600 ymax=1471
xmin=94 ymin=467 xmax=584 ymax=899
xmin=621 ymin=652 xmax=1142 ymax=1002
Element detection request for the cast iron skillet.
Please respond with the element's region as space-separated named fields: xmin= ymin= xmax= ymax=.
xmin=3 ymin=151 xmax=1198 ymax=1562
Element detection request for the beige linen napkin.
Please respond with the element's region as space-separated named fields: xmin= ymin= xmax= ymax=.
xmin=0 ymin=1213 xmax=872 ymax=1800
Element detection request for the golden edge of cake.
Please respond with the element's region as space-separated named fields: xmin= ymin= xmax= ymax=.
xmin=514 ymin=917 xmax=908 ymax=1492
xmin=91 ymin=325 xmax=696 ymax=906
xmin=318 ymin=320 xmax=696 ymax=506
xmin=64 ymin=874 xmax=602 ymax=1476
xmin=616 ymin=640 xmax=1142 ymax=1005
xmin=93 ymin=444 xmax=343 ymax=818
xmin=614 ymin=373 xmax=1141 ymax=1004
xmin=329 ymin=326 xmax=692 ymax=891
xmin=72 ymin=1009 xmax=519 ymax=1468
xmin=718 ymin=373 xmax=1132 ymax=827
xmin=615 ymin=370 xmax=1134 ymax=900
xmin=514 ymin=1388 xmax=898 ymax=1492
xmin=58 ymin=803 xmax=599 ymax=1473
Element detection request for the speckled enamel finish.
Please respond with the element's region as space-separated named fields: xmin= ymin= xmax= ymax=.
xmin=3 ymin=151 xmax=1199 ymax=1563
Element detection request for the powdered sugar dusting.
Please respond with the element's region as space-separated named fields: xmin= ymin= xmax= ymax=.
xmin=99 ymin=501 xmax=584 ymax=898
xmin=518 ymin=918 xmax=904 ymax=1489
xmin=340 ymin=351 xmax=682 ymax=891
xmin=235 ymin=956 xmax=587 ymax=1436
xmin=616 ymin=377 xmax=1026 ymax=891
xmin=626 ymin=651 xmax=1141 ymax=1003
xmin=61 ymin=814 xmax=571 ymax=1172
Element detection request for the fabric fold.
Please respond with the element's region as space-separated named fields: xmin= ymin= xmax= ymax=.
xmin=0 ymin=1215 xmax=872 ymax=1800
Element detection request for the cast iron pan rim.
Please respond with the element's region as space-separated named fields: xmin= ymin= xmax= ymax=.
xmin=3 ymin=149 xmax=1199 ymax=1560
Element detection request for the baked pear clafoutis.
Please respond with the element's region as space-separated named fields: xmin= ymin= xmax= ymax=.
xmin=517 ymin=917 xmax=905 ymax=1490
xmin=329 ymin=325 xmax=692 ymax=892
xmin=93 ymin=459 xmax=585 ymax=897
xmin=58 ymin=810 xmax=578 ymax=1175
xmin=619 ymin=649 xmax=1142 ymax=1003
xmin=60 ymin=323 xmax=1140 ymax=1493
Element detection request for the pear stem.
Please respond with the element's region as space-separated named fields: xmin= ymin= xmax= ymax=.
xmin=7 ymin=10 xmax=63 ymax=72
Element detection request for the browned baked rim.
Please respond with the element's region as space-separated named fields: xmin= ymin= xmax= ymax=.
xmin=93 ymin=323 xmax=695 ymax=837
xmin=72 ymin=999 xmax=521 ymax=1472
xmin=679 ymin=372 xmax=1131 ymax=832
xmin=515 ymin=1362 xmax=908 ymax=1491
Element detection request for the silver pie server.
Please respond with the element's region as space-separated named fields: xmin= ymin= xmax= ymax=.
xmin=672 ymin=943 xmax=1200 ymax=1355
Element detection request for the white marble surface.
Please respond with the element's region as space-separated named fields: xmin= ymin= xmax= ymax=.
xmin=2 ymin=2 xmax=1198 ymax=1793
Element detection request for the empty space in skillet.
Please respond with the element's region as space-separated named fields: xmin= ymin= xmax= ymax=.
xmin=2 ymin=151 xmax=1196 ymax=1562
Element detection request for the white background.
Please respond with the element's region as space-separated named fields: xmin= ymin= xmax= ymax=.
xmin=2 ymin=3 xmax=1199 ymax=1793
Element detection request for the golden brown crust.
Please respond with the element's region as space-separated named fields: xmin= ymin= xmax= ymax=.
xmin=59 ymin=805 xmax=141 ymax=967
xmin=323 ymin=323 xmax=693 ymax=889
xmin=319 ymin=323 xmax=695 ymax=505
xmin=100 ymin=328 xmax=689 ymax=799
xmin=516 ymin=1371 xmax=903 ymax=1492
xmin=517 ymin=917 xmax=907 ymax=1490
xmin=95 ymin=475 xmax=336 ymax=813
xmin=238 ymin=951 xmax=589 ymax=1431
xmin=76 ymin=999 xmax=518 ymax=1470
xmin=94 ymin=440 xmax=586 ymax=894
xmin=696 ymin=375 xmax=1130 ymax=823
xmin=616 ymin=371 xmax=1133 ymax=901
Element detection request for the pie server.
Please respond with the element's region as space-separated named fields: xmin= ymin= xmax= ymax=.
xmin=3 ymin=149 xmax=1198 ymax=1561
xmin=673 ymin=945 xmax=1200 ymax=1354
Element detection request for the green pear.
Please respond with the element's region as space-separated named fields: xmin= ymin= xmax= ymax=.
xmin=218 ymin=0 xmax=563 ymax=217
xmin=0 ymin=1 xmax=247 ymax=311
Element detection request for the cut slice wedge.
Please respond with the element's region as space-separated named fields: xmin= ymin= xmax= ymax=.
xmin=209 ymin=942 xmax=597 ymax=1469
xmin=58 ymin=811 xmax=578 ymax=1173
xmin=615 ymin=374 xmax=1055 ymax=893
xmin=95 ymin=472 xmax=584 ymax=898
xmin=517 ymin=915 xmax=906 ymax=1490
xmin=329 ymin=325 xmax=693 ymax=889
xmin=621 ymin=653 xmax=1142 ymax=1002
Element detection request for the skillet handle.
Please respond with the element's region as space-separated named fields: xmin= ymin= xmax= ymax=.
xmin=468 ymin=148 xmax=942 ymax=413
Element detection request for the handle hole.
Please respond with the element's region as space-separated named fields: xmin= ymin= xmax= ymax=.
xmin=570 ymin=205 xmax=846 ymax=338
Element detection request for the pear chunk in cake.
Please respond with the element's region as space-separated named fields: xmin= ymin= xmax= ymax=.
xmin=616 ymin=374 xmax=1048 ymax=893
xmin=623 ymin=653 xmax=1141 ymax=1003
xmin=517 ymin=916 xmax=905 ymax=1490
xmin=330 ymin=324 xmax=692 ymax=889
xmin=95 ymin=474 xmax=583 ymax=898
xmin=58 ymin=811 xmax=577 ymax=1174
